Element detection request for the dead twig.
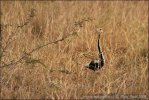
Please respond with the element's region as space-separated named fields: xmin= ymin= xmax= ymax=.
xmin=0 ymin=16 xmax=94 ymax=68
xmin=0 ymin=31 xmax=78 ymax=68
xmin=0 ymin=9 xmax=36 ymax=66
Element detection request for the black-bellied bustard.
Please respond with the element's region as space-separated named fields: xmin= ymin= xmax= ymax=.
xmin=85 ymin=28 xmax=105 ymax=71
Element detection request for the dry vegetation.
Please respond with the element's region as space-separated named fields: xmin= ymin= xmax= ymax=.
xmin=0 ymin=1 xmax=148 ymax=99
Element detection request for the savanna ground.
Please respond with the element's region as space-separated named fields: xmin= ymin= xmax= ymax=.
xmin=0 ymin=1 xmax=148 ymax=99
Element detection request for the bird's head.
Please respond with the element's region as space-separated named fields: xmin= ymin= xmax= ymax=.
xmin=96 ymin=28 xmax=103 ymax=37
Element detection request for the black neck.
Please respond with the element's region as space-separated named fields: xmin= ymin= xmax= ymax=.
xmin=98 ymin=34 xmax=102 ymax=54
xmin=98 ymin=33 xmax=105 ymax=67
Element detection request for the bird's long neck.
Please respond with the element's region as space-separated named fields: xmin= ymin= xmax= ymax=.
xmin=98 ymin=34 xmax=102 ymax=54
xmin=97 ymin=33 xmax=105 ymax=67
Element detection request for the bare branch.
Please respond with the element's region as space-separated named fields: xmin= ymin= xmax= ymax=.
xmin=0 ymin=31 xmax=78 ymax=68
xmin=0 ymin=16 xmax=94 ymax=68
xmin=0 ymin=9 xmax=36 ymax=65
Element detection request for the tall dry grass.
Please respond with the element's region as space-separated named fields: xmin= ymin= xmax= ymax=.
xmin=1 ymin=1 xmax=148 ymax=99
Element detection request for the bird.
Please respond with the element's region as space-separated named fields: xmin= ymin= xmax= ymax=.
xmin=85 ymin=28 xmax=105 ymax=71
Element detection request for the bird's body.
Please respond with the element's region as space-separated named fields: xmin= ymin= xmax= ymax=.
xmin=85 ymin=28 xmax=105 ymax=71
xmin=87 ymin=59 xmax=99 ymax=71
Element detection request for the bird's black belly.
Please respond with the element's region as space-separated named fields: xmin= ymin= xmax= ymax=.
xmin=88 ymin=61 xmax=99 ymax=71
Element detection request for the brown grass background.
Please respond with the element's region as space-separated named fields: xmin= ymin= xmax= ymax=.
xmin=1 ymin=1 xmax=148 ymax=99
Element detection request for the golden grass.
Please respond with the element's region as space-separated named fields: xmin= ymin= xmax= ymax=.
xmin=1 ymin=1 xmax=148 ymax=99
